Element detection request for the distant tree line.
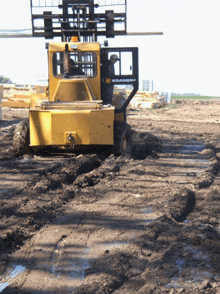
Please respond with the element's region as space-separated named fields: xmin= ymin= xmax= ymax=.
xmin=0 ymin=75 xmax=12 ymax=84
xmin=171 ymin=92 xmax=200 ymax=96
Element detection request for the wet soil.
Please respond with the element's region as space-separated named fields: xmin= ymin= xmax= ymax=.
xmin=1 ymin=101 xmax=220 ymax=293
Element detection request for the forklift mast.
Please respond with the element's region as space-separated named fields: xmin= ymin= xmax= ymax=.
xmin=30 ymin=0 xmax=127 ymax=41
xmin=31 ymin=0 xmax=139 ymax=114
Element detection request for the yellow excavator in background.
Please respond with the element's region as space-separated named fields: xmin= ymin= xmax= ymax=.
xmin=13 ymin=0 xmax=161 ymax=156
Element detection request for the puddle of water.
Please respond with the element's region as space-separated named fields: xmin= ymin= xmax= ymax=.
xmin=69 ymin=247 xmax=90 ymax=280
xmin=0 ymin=282 xmax=9 ymax=292
xmin=19 ymin=159 xmax=31 ymax=163
xmin=176 ymin=259 xmax=185 ymax=271
xmin=166 ymin=271 xmax=213 ymax=289
xmin=166 ymin=247 xmax=213 ymax=290
xmin=198 ymin=271 xmax=212 ymax=278
xmin=185 ymin=159 xmax=209 ymax=164
xmin=163 ymin=143 xmax=205 ymax=155
xmin=141 ymin=206 xmax=154 ymax=214
xmin=166 ymin=277 xmax=181 ymax=289
xmin=187 ymin=246 xmax=210 ymax=264
xmin=189 ymin=269 xmax=213 ymax=284
xmin=69 ymin=257 xmax=90 ymax=280
xmin=51 ymin=244 xmax=62 ymax=275
xmin=182 ymin=172 xmax=196 ymax=177
xmin=51 ymin=241 xmax=129 ymax=282
xmin=9 ymin=265 xmax=26 ymax=279
xmin=144 ymin=219 xmax=154 ymax=225
xmin=140 ymin=206 xmax=157 ymax=225
xmin=179 ymin=144 xmax=205 ymax=155
xmin=52 ymin=248 xmax=90 ymax=281
xmin=0 ymin=265 xmax=26 ymax=293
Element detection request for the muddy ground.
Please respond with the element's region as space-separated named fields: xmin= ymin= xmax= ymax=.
xmin=1 ymin=100 xmax=220 ymax=293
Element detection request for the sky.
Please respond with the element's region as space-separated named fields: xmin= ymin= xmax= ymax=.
xmin=0 ymin=0 xmax=220 ymax=95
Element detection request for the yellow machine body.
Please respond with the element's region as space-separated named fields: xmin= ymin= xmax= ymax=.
xmin=48 ymin=42 xmax=101 ymax=101
xmin=29 ymin=107 xmax=114 ymax=147
xmin=29 ymin=41 xmax=115 ymax=148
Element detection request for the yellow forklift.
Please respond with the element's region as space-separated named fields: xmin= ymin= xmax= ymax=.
xmin=13 ymin=0 xmax=158 ymax=156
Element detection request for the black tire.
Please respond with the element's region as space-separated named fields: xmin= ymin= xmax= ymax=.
xmin=113 ymin=121 xmax=132 ymax=157
xmin=13 ymin=119 xmax=30 ymax=156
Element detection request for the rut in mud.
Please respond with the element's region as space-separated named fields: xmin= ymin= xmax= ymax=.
xmin=1 ymin=101 xmax=220 ymax=293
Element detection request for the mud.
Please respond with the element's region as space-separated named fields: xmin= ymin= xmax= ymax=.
xmin=0 ymin=101 xmax=220 ymax=293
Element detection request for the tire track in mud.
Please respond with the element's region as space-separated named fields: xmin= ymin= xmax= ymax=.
xmin=0 ymin=153 xmax=105 ymax=260
xmin=194 ymin=148 xmax=219 ymax=189
xmin=162 ymin=146 xmax=219 ymax=228
xmin=129 ymin=140 xmax=220 ymax=294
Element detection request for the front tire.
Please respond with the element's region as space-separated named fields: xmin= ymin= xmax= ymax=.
xmin=13 ymin=119 xmax=30 ymax=156
xmin=113 ymin=121 xmax=132 ymax=157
